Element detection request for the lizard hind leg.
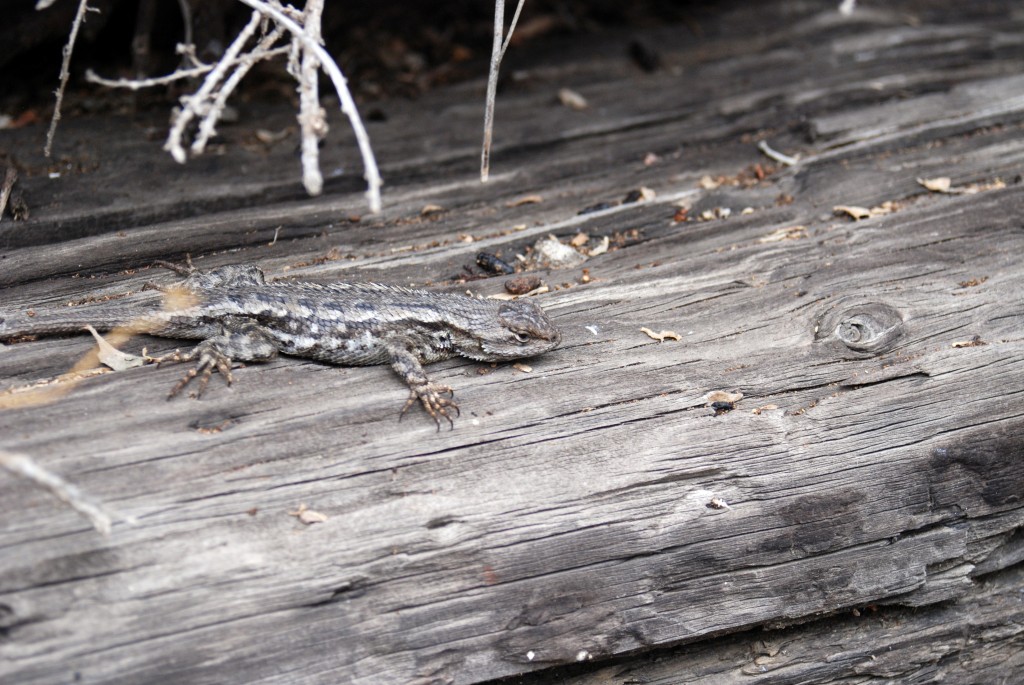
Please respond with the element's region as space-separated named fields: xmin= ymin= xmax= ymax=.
xmin=152 ymin=318 xmax=279 ymax=399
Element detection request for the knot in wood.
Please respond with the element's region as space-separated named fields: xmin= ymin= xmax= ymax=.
xmin=815 ymin=301 xmax=904 ymax=355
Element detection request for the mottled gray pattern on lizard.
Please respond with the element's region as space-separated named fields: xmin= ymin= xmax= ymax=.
xmin=0 ymin=262 xmax=562 ymax=427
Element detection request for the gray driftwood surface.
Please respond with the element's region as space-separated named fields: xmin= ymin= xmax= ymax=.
xmin=1 ymin=2 xmax=1022 ymax=683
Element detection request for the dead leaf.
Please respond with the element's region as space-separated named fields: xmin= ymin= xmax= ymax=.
xmin=640 ymin=327 xmax=681 ymax=342
xmin=85 ymin=325 xmax=145 ymax=371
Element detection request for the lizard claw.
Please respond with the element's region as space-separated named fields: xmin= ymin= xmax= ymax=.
xmin=149 ymin=344 xmax=234 ymax=399
xmin=399 ymin=383 xmax=459 ymax=430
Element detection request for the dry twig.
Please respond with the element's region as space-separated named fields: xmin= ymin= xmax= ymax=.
xmin=0 ymin=167 xmax=17 ymax=222
xmin=481 ymin=0 xmax=527 ymax=182
xmin=43 ymin=0 xmax=96 ymax=157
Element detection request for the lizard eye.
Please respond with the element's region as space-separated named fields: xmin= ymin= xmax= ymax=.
xmin=513 ymin=332 xmax=531 ymax=343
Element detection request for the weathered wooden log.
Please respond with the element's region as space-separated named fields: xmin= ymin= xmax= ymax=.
xmin=1 ymin=1 xmax=1021 ymax=683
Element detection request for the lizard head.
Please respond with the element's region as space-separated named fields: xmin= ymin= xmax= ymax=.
xmin=469 ymin=299 xmax=561 ymax=361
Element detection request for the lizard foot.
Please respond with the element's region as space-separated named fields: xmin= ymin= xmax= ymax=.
xmin=400 ymin=383 xmax=460 ymax=430
xmin=150 ymin=344 xmax=234 ymax=399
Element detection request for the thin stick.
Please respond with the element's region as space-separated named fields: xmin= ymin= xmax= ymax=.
xmin=85 ymin=45 xmax=290 ymax=90
xmin=480 ymin=0 xmax=526 ymax=182
xmin=0 ymin=167 xmax=16 ymax=222
xmin=296 ymin=0 xmax=326 ymax=196
xmin=234 ymin=0 xmax=382 ymax=212
xmin=165 ymin=10 xmax=263 ymax=163
xmin=192 ymin=25 xmax=287 ymax=154
xmin=44 ymin=0 xmax=93 ymax=157
xmin=0 ymin=450 xmax=133 ymax=535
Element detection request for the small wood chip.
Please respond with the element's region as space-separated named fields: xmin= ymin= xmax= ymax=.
xmin=421 ymin=204 xmax=444 ymax=216
xmin=512 ymin=363 xmax=533 ymax=373
xmin=506 ymin=194 xmax=543 ymax=207
xmin=640 ymin=327 xmax=682 ymax=342
xmin=833 ymin=205 xmax=874 ymax=220
xmin=952 ymin=336 xmax=986 ymax=348
xmin=705 ymin=390 xmax=744 ymax=405
xmin=557 ymin=88 xmax=588 ymax=110
xmin=570 ymin=232 xmax=589 ymax=247
xmin=751 ymin=404 xmax=779 ymax=415
xmin=759 ymin=226 xmax=807 ymax=243
xmin=288 ymin=503 xmax=328 ymax=525
xmin=587 ymin=236 xmax=610 ymax=257
xmin=918 ymin=176 xmax=952 ymax=193
xmin=707 ymin=497 xmax=731 ymax=510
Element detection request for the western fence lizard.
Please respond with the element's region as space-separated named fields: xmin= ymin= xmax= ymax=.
xmin=0 ymin=262 xmax=561 ymax=427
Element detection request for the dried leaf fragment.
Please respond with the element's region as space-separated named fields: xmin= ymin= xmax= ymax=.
xmin=288 ymin=503 xmax=328 ymax=525
xmin=570 ymin=232 xmax=589 ymax=247
xmin=420 ymin=204 xmax=444 ymax=216
xmin=513 ymin=363 xmax=533 ymax=373
xmin=85 ymin=325 xmax=146 ymax=371
xmin=640 ymin=327 xmax=681 ymax=342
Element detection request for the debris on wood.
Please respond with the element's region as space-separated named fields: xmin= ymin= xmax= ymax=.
xmin=85 ymin=326 xmax=146 ymax=371
xmin=476 ymin=252 xmax=516 ymax=275
xmin=757 ymin=140 xmax=799 ymax=166
xmin=706 ymin=390 xmax=744 ymax=406
xmin=628 ymin=39 xmax=662 ymax=72
xmin=958 ymin=277 xmax=988 ymax=288
xmin=707 ymin=497 xmax=731 ymax=510
xmin=557 ymin=88 xmax=588 ymax=110
xmin=512 ymin=363 xmax=533 ymax=373
xmin=504 ymin=276 xmax=543 ymax=295
xmin=699 ymin=175 xmax=722 ymax=190
xmin=952 ymin=336 xmax=986 ymax=348
xmin=420 ymin=204 xmax=445 ymax=216
xmin=570 ymin=232 xmax=589 ymax=248
xmin=623 ymin=187 xmax=656 ymax=204
xmin=578 ymin=201 xmax=618 ymax=215
xmin=699 ymin=207 xmax=732 ymax=221
xmin=918 ymin=176 xmax=1006 ymax=195
xmin=533 ymin=235 xmax=587 ymax=268
xmin=0 ymin=449 xmax=131 ymax=535
xmin=643 ymin=152 xmax=661 ymax=166
xmin=288 ymin=503 xmax=328 ymax=525
xmin=752 ymin=404 xmax=779 ymax=415
xmin=587 ymin=236 xmax=611 ymax=257
xmin=673 ymin=207 xmax=690 ymax=223
xmin=918 ymin=177 xmax=952 ymax=193
xmin=640 ymin=327 xmax=682 ymax=342
xmin=759 ymin=225 xmax=807 ymax=243
xmin=833 ymin=202 xmax=900 ymax=220
xmin=0 ymin=166 xmax=17 ymax=222
xmin=506 ymin=194 xmax=543 ymax=207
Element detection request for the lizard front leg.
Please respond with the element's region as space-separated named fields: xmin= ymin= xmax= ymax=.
xmin=387 ymin=345 xmax=459 ymax=430
xmin=151 ymin=317 xmax=279 ymax=398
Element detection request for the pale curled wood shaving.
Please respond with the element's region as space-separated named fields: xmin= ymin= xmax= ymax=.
xmin=640 ymin=327 xmax=682 ymax=342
